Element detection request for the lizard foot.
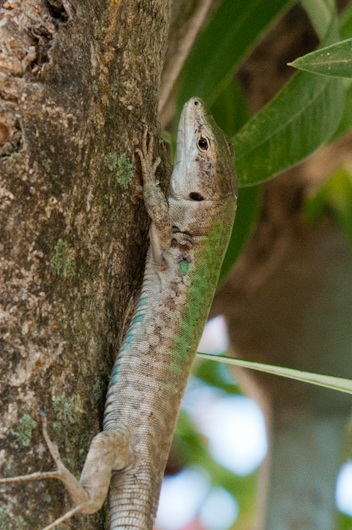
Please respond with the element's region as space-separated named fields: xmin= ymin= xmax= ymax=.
xmin=135 ymin=126 xmax=171 ymax=266
xmin=0 ymin=413 xmax=133 ymax=530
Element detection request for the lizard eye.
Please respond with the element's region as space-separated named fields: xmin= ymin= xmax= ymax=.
xmin=198 ymin=137 xmax=209 ymax=151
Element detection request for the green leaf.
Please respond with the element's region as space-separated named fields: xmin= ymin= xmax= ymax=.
xmin=210 ymin=83 xmax=262 ymax=277
xmin=326 ymin=2 xmax=352 ymax=140
xmin=234 ymin=71 xmax=344 ymax=186
xmin=196 ymin=353 xmax=352 ymax=394
xmin=194 ymin=359 xmax=242 ymax=396
xmin=231 ymin=0 xmax=343 ymax=187
xmin=301 ymin=0 xmax=336 ymax=40
xmin=340 ymin=0 xmax=352 ymax=41
xmin=210 ymin=78 xmax=250 ymax=137
xmin=338 ymin=512 xmax=352 ymax=530
xmin=218 ymin=184 xmax=261 ymax=285
xmin=289 ymin=38 xmax=352 ymax=78
xmin=177 ymin=0 xmax=293 ymax=110
xmin=211 ymin=83 xmax=257 ymax=285
xmin=175 ymin=411 xmax=257 ymax=525
xmin=330 ymin=79 xmax=352 ymax=140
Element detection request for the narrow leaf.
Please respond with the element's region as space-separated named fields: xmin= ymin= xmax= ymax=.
xmin=289 ymin=38 xmax=352 ymax=78
xmin=196 ymin=353 xmax=352 ymax=394
xmin=233 ymin=1 xmax=343 ymax=187
xmin=340 ymin=0 xmax=352 ymax=41
xmin=330 ymin=79 xmax=352 ymax=140
xmin=232 ymin=0 xmax=344 ymax=187
xmin=177 ymin=0 xmax=293 ymax=110
xmin=301 ymin=0 xmax=336 ymax=40
xmin=327 ymin=2 xmax=352 ymax=140
xmin=218 ymin=184 xmax=261 ymax=285
xmin=234 ymin=72 xmax=344 ymax=186
xmin=210 ymin=78 xmax=250 ymax=137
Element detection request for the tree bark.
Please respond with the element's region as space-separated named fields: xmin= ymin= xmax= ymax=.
xmin=0 ymin=0 xmax=171 ymax=528
xmin=264 ymin=412 xmax=345 ymax=530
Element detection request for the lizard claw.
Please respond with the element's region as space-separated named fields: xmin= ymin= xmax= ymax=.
xmin=41 ymin=504 xmax=86 ymax=530
xmin=0 ymin=414 xmax=133 ymax=529
xmin=140 ymin=125 xmax=154 ymax=164
xmin=136 ymin=126 xmax=160 ymax=186
xmin=152 ymin=156 xmax=161 ymax=174
xmin=0 ymin=413 xmax=91 ymax=530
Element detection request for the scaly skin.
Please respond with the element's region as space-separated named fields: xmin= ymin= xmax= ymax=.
xmin=0 ymin=98 xmax=237 ymax=530
xmin=103 ymin=97 xmax=237 ymax=529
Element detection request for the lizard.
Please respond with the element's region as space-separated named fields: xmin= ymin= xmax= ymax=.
xmin=0 ymin=97 xmax=238 ymax=530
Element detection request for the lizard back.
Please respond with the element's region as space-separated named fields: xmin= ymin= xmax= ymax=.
xmin=104 ymin=98 xmax=237 ymax=530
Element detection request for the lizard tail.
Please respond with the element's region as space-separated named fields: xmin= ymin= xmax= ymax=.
xmin=109 ymin=464 xmax=162 ymax=530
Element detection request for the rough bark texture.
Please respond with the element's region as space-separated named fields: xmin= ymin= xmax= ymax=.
xmin=0 ymin=0 xmax=171 ymax=528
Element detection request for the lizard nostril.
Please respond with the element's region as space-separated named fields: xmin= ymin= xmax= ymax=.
xmin=189 ymin=192 xmax=204 ymax=201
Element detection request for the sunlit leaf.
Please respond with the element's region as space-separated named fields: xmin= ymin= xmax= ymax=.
xmin=196 ymin=353 xmax=352 ymax=394
xmin=289 ymin=38 xmax=352 ymax=78
xmin=234 ymin=72 xmax=344 ymax=186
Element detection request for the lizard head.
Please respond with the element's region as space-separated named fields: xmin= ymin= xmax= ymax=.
xmin=170 ymin=97 xmax=238 ymax=202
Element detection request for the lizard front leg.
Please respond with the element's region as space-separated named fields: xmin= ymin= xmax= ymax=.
xmin=136 ymin=127 xmax=171 ymax=267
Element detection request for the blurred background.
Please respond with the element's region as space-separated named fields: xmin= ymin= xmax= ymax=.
xmin=155 ymin=317 xmax=352 ymax=530
xmin=157 ymin=0 xmax=352 ymax=528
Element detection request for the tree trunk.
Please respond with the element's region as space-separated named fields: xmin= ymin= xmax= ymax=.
xmin=264 ymin=412 xmax=345 ymax=530
xmin=0 ymin=0 xmax=171 ymax=528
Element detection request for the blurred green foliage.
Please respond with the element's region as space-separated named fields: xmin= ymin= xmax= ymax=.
xmin=167 ymin=0 xmax=352 ymax=527
xmin=305 ymin=167 xmax=352 ymax=248
xmin=173 ymin=360 xmax=258 ymax=530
